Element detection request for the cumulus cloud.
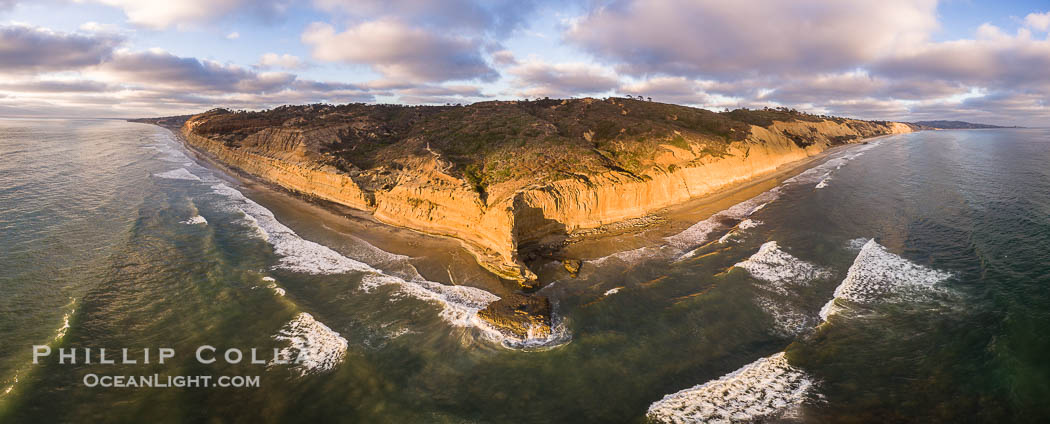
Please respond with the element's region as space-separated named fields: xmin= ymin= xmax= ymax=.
xmin=0 ymin=24 xmax=123 ymax=73
xmin=86 ymin=0 xmax=290 ymax=29
xmin=507 ymin=60 xmax=619 ymax=98
xmin=226 ymin=31 xmax=240 ymax=39
xmin=1025 ymin=11 xmax=1050 ymax=32
xmin=258 ymin=53 xmax=304 ymax=69
xmin=301 ymin=19 xmax=498 ymax=83
xmin=312 ymin=0 xmax=538 ymax=37
xmin=872 ymin=24 xmax=1050 ymax=90
xmin=567 ymin=0 xmax=937 ymax=79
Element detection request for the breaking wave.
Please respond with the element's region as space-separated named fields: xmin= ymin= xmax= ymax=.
xmin=180 ymin=215 xmax=207 ymax=225
xmin=2 ymin=298 xmax=75 ymax=398
xmin=261 ymin=276 xmax=285 ymax=296
xmin=820 ymin=239 xmax=953 ymax=321
xmin=735 ymin=241 xmax=831 ymax=336
xmin=590 ymin=141 xmax=886 ymax=267
xmin=210 ymin=182 xmax=568 ymax=349
xmin=735 ymin=241 xmax=831 ymax=294
xmin=271 ymin=312 xmax=348 ymax=376
xmin=815 ymin=174 xmax=831 ymax=189
xmin=212 ymin=183 xmax=376 ymax=275
xmin=153 ymin=168 xmax=201 ymax=181
xmin=647 ymin=352 xmax=812 ymax=424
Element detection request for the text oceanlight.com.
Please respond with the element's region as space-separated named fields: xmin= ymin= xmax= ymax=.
xmin=82 ymin=374 xmax=259 ymax=388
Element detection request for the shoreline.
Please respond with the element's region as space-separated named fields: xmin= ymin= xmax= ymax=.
xmin=148 ymin=122 xmax=908 ymax=287
xmin=530 ymin=133 xmax=903 ymax=265
xmin=156 ymin=125 xmax=521 ymax=292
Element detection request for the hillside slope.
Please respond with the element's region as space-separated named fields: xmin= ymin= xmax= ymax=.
xmin=171 ymin=98 xmax=916 ymax=285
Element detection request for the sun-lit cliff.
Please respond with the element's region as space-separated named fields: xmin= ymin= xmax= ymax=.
xmin=164 ymin=98 xmax=916 ymax=286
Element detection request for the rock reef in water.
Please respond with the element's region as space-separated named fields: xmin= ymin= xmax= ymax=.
xmin=476 ymin=293 xmax=552 ymax=340
xmin=148 ymin=98 xmax=916 ymax=286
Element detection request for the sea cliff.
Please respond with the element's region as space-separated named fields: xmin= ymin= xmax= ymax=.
xmin=163 ymin=98 xmax=915 ymax=285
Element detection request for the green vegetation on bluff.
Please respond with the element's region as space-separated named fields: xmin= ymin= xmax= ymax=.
xmin=185 ymin=98 xmax=900 ymax=193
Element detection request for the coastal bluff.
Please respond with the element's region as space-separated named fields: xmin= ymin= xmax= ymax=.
xmin=153 ymin=98 xmax=915 ymax=286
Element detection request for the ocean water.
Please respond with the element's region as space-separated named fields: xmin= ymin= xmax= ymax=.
xmin=1 ymin=118 xmax=1049 ymax=422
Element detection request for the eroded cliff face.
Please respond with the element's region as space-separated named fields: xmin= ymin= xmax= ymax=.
xmin=509 ymin=120 xmax=915 ymax=243
xmin=179 ymin=108 xmax=914 ymax=286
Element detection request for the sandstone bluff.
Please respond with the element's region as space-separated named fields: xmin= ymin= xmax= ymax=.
xmin=134 ymin=98 xmax=915 ymax=338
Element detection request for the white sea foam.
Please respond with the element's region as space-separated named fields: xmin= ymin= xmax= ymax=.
xmin=261 ymin=277 xmax=285 ymax=296
xmin=647 ymin=352 xmax=812 ymax=424
xmin=154 ymin=168 xmax=201 ymax=181
xmin=717 ymin=232 xmax=735 ymax=244
xmin=362 ymin=276 xmax=498 ymax=327
xmin=272 ymin=313 xmax=348 ymax=376
xmin=212 ymin=184 xmax=374 ymax=275
xmin=786 ymin=145 xmax=872 ymax=187
xmin=755 ymin=296 xmax=816 ymax=337
xmin=586 ymin=245 xmax=657 ymax=266
xmin=738 ymin=219 xmax=760 ymax=230
xmin=820 ymin=239 xmax=952 ymax=321
xmin=143 ymin=142 xmax=192 ymax=163
xmin=211 ymin=183 xmax=569 ymax=349
xmin=588 ymin=141 xmax=884 ymax=266
xmin=815 ymin=176 xmax=830 ymax=189
xmin=717 ymin=219 xmax=762 ymax=244
xmin=735 ymin=242 xmax=830 ymax=335
xmin=735 ymin=242 xmax=831 ymax=294
xmin=846 ymin=238 xmax=869 ymax=251
xmin=665 ymin=189 xmax=781 ymax=251
xmin=180 ymin=215 xmax=208 ymax=225
xmin=474 ymin=308 xmax=574 ymax=351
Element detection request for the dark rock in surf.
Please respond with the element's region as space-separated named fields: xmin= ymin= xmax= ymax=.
xmin=476 ymin=293 xmax=552 ymax=340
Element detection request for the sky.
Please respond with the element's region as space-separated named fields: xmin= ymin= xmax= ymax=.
xmin=0 ymin=0 xmax=1048 ymax=126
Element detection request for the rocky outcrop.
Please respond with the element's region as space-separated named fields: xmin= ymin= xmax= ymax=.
xmin=476 ymin=293 xmax=552 ymax=340
xmin=175 ymin=103 xmax=915 ymax=286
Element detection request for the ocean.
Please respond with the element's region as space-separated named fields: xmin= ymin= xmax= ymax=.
xmin=1 ymin=118 xmax=1048 ymax=422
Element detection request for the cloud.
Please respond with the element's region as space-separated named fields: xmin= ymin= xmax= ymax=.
xmin=394 ymin=84 xmax=485 ymax=104
xmin=619 ymin=76 xmax=713 ymax=105
xmin=86 ymin=0 xmax=290 ymax=29
xmin=226 ymin=31 xmax=240 ymax=39
xmin=490 ymin=49 xmax=518 ymax=66
xmin=566 ymin=0 xmax=937 ymax=79
xmin=301 ymin=19 xmax=498 ymax=83
xmin=0 ymin=79 xmax=117 ymax=93
xmin=872 ymin=24 xmax=1050 ymax=90
xmin=311 ymin=0 xmax=539 ymax=37
xmin=507 ymin=60 xmax=619 ymax=98
xmin=0 ymin=24 xmax=123 ymax=73
xmin=1025 ymin=11 xmax=1050 ymax=32
xmin=97 ymin=49 xmax=296 ymax=93
xmin=258 ymin=53 xmax=304 ymax=69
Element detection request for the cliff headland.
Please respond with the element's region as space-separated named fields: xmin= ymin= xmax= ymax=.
xmin=133 ymin=98 xmax=916 ymax=288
